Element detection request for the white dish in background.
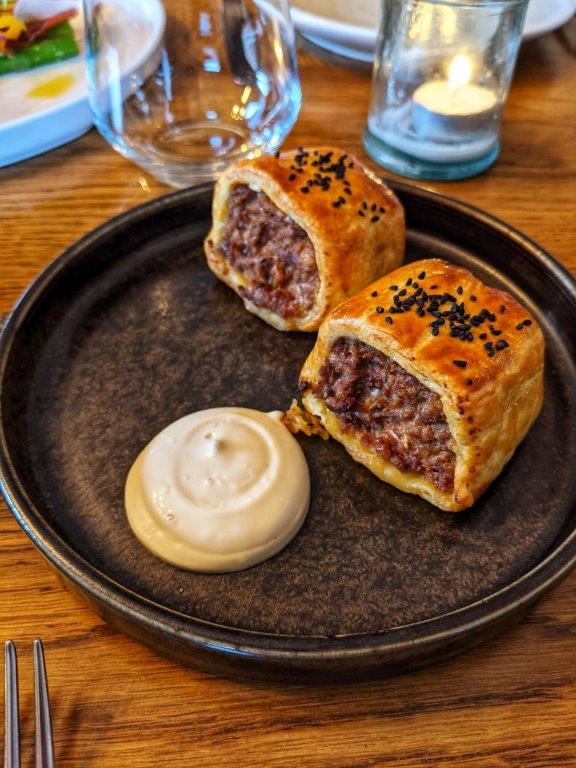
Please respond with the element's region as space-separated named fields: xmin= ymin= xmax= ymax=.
xmin=0 ymin=0 xmax=165 ymax=168
xmin=292 ymin=0 xmax=576 ymax=63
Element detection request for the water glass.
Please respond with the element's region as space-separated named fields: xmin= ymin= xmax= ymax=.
xmin=83 ymin=0 xmax=301 ymax=187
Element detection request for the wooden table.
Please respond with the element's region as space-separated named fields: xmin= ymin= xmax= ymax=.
xmin=1 ymin=27 xmax=576 ymax=768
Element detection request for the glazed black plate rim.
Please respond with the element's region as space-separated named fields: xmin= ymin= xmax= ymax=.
xmin=1 ymin=180 xmax=576 ymax=661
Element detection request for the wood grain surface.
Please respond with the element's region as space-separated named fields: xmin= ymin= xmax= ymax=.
xmin=1 ymin=21 xmax=576 ymax=768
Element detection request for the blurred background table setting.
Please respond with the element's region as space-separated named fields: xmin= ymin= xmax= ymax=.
xmin=1 ymin=0 xmax=576 ymax=765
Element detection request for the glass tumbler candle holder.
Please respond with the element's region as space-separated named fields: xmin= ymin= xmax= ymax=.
xmin=364 ymin=0 xmax=529 ymax=181
xmin=83 ymin=0 xmax=301 ymax=188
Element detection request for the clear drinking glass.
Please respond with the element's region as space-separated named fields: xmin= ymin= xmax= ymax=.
xmin=364 ymin=0 xmax=529 ymax=181
xmin=83 ymin=0 xmax=301 ymax=187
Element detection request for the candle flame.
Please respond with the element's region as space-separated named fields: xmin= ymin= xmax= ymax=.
xmin=448 ymin=54 xmax=472 ymax=91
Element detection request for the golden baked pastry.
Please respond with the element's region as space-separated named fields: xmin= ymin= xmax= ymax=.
xmin=204 ymin=147 xmax=405 ymax=331
xmin=299 ymin=258 xmax=545 ymax=511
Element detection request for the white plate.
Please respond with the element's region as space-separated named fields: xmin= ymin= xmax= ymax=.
xmin=0 ymin=0 xmax=165 ymax=168
xmin=292 ymin=0 xmax=576 ymax=63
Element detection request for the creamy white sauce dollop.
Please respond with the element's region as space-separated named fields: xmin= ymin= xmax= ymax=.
xmin=125 ymin=408 xmax=310 ymax=572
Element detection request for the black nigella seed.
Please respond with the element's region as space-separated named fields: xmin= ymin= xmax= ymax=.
xmin=495 ymin=340 xmax=509 ymax=350
xmin=385 ymin=316 xmax=393 ymax=325
xmin=523 ymin=319 xmax=532 ymax=326
xmin=338 ymin=196 xmax=345 ymax=204
xmin=274 ymin=150 xmax=280 ymax=158
xmin=371 ymin=203 xmax=377 ymax=212
xmin=418 ymin=271 xmax=426 ymax=280
xmin=376 ymin=306 xmax=384 ymax=314
xmin=453 ymin=360 xmax=467 ymax=368
xmin=484 ymin=341 xmax=494 ymax=349
xmin=412 ymin=282 xmax=419 ymax=290
xmin=332 ymin=202 xmax=341 ymax=208
xmin=358 ymin=210 xmax=365 ymax=217
xmin=371 ymin=290 xmax=378 ymax=297
xmin=516 ymin=323 xmax=524 ymax=330
xmin=487 ymin=348 xmax=495 ymax=357
xmin=371 ymin=216 xmax=380 ymax=223
xmin=414 ymin=287 xmax=423 ymax=297
xmin=431 ymin=327 xmax=439 ymax=336
xmin=379 ymin=207 xmax=385 ymax=213
xmin=418 ymin=309 xmax=425 ymax=317
xmin=491 ymin=329 xmax=502 ymax=336
xmin=479 ymin=332 xmax=488 ymax=340
xmin=300 ymin=187 xmax=309 ymax=193
xmin=466 ymin=332 xmax=473 ymax=341
xmin=466 ymin=378 xmax=473 ymax=386
xmin=429 ymin=284 xmax=438 ymax=290
xmin=469 ymin=294 xmax=477 ymax=302
xmin=288 ymin=174 xmax=296 ymax=181
xmin=362 ymin=201 xmax=368 ymax=210
xmin=398 ymin=289 xmax=407 ymax=296
xmin=344 ymin=188 xmax=352 ymax=195
xmin=297 ymin=168 xmax=304 ymax=173
xmin=406 ymin=277 xmax=413 ymax=286
xmin=457 ymin=286 xmax=463 ymax=295
xmin=499 ymin=305 xmax=506 ymax=313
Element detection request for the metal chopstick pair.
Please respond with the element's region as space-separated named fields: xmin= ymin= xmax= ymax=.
xmin=4 ymin=639 xmax=54 ymax=768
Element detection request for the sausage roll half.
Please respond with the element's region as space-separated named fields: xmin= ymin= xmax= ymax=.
xmin=204 ymin=147 xmax=405 ymax=331
xmin=299 ymin=259 xmax=545 ymax=511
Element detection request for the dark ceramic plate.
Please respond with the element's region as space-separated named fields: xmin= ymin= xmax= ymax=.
xmin=2 ymin=182 xmax=576 ymax=682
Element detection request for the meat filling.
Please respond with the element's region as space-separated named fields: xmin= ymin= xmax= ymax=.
xmin=219 ymin=184 xmax=319 ymax=318
xmin=315 ymin=337 xmax=456 ymax=492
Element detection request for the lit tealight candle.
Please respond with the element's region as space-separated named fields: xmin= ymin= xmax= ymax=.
xmin=412 ymin=54 xmax=498 ymax=142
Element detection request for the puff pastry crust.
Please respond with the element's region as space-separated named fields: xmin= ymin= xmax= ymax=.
xmin=299 ymin=258 xmax=545 ymax=511
xmin=204 ymin=147 xmax=405 ymax=331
